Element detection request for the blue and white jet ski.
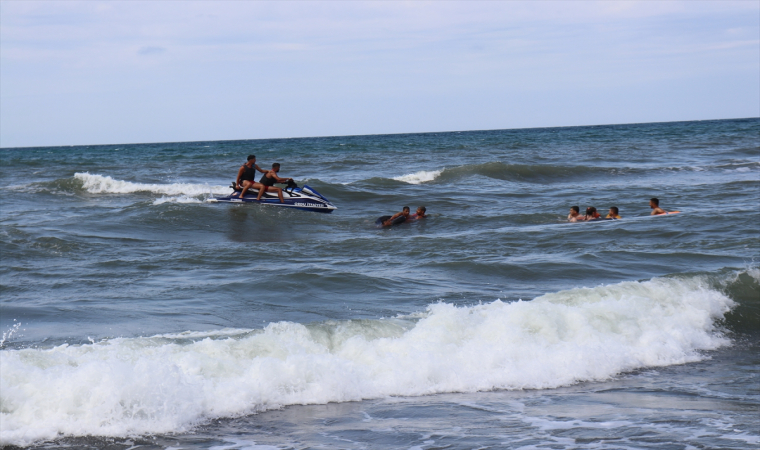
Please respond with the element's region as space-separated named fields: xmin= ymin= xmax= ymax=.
xmin=208 ymin=182 xmax=337 ymax=213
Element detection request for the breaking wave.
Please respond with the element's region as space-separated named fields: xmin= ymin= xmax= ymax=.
xmin=1 ymin=271 xmax=749 ymax=446
xmin=393 ymin=170 xmax=443 ymax=184
xmin=73 ymin=172 xmax=229 ymax=198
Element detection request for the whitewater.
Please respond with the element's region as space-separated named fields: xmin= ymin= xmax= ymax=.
xmin=0 ymin=274 xmax=742 ymax=445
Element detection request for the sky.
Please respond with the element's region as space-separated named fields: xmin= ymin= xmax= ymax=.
xmin=1 ymin=1 xmax=758 ymax=148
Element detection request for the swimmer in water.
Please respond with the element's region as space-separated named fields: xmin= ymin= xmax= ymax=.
xmin=606 ymin=206 xmax=621 ymax=219
xmin=408 ymin=206 xmax=427 ymax=220
xmin=650 ymin=197 xmax=671 ymax=215
xmin=377 ymin=206 xmax=410 ymax=227
xmin=584 ymin=206 xmax=601 ymax=221
xmin=568 ymin=206 xmax=582 ymax=222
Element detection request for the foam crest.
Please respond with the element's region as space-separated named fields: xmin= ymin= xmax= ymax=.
xmin=152 ymin=196 xmax=205 ymax=205
xmin=74 ymin=173 xmax=228 ymax=198
xmin=0 ymin=275 xmax=734 ymax=446
xmin=393 ymin=169 xmax=443 ymax=184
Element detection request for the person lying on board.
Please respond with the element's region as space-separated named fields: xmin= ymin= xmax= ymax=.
xmin=568 ymin=206 xmax=582 ymax=222
xmin=255 ymin=163 xmax=294 ymax=203
xmin=236 ymin=155 xmax=268 ymax=199
xmin=408 ymin=206 xmax=427 ymax=220
xmin=376 ymin=206 xmax=410 ymax=227
xmin=583 ymin=206 xmax=602 ymax=221
xmin=606 ymin=206 xmax=621 ymax=219
xmin=649 ymin=197 xmax=668 ymax=215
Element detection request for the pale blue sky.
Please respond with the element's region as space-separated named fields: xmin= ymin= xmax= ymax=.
xmin=1 ymin=0 xmax=758 ymax=148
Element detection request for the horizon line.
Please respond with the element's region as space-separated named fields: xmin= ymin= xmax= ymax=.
xmin=2 ymin=116 xmax=757 ymax=150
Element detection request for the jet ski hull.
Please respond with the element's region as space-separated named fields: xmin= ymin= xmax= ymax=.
xmin=208 ymin=184 xmax=337 ymax=213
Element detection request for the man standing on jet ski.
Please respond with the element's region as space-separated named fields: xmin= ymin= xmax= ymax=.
xmin=256 ymin=163 xmax=294 ymax=203
xmin=236 ymin=155 xmax=267 ymax=199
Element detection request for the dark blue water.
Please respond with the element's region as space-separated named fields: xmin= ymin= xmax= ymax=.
xmin=1 ymin=118 xmax=759 ymax=449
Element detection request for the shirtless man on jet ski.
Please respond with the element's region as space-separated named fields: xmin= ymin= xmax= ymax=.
xmin=256 ymin=163 xmax=294 ymax=203
xmin=236 ymin=155 xmax=267 ymax=199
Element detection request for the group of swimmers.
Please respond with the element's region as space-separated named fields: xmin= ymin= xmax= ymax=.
xmin=567 ymin=198 xmax=673 ymax=222
xmin=235 ymin=155 xmax=294 ymax=203
xmin=376 ymin=206 xmax=427 ymax=227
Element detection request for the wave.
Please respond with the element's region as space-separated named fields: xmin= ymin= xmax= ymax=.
xmin=1 ymin=271 xmax=751 ymax=446
xmin=389 ymin=162 xmax=582 ymax=184
xmin=722 ymin=267 xmax=760 ymax=334
xmin=72 ymin=173 xmax=230 ymax=198
xmin=380 ymin=160 xmax=760 ymax=186
xmin=393 ymin=170 xmax=443 ymax=184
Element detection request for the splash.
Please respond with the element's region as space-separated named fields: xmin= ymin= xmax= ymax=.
xmin=152 ymin=196 xmax=205 ymax=205
xmin=0 ymin=321 xmax=21 ymax=348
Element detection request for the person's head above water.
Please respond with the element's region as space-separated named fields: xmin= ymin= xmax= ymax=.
xmin=247 ymin=155 xmax=256 ymax=161
xmin=272 ymin=163 xmax=281 ymax=171
xmin=417 ymin=206 xmax=426 ymax=215
xmin=403 ymin=206 xmax=410 ymax=214
xmin=585 ymin=207 xmax=600 ymax=218
xmin=610 ymin=206 xmax=619 ymax=215
xmin=570 ymin=206 xmax=580 ymax=214
xmin=649 ymin=197 xmax=668 ymax=215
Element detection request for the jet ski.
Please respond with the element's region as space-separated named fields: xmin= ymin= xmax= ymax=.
xmin=208 ymin=181 xmax=337 ymax=213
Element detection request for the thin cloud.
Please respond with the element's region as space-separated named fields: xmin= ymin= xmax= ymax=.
xmin=137 ymin=46 xmax=166 ymax=55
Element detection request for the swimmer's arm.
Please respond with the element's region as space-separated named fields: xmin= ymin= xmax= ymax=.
xmin=381 ymin=212 xmax=403 ymax=226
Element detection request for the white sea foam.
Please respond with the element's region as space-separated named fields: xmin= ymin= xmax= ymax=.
xmin=393 ymin=169 xmax=443 ymax=184
xmin=74 ymin=173 xmax=229 ymax=198
xmin=152 ymin=196 xmax=205 ymax=205
xmin=0 ymin=275 xmax=734 ymax=446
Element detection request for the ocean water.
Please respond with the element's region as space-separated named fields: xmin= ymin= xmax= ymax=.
xmin=1 ymin=118 xmax=758 ymax=449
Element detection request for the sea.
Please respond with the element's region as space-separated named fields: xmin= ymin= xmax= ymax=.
xmin=1 ymin=118 xmax=758 ymax=450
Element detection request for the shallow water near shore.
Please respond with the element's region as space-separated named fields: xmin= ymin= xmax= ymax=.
xmin=1 ymin=118 xmax=759 ymax=449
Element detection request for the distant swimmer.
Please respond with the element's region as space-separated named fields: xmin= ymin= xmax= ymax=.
xmin=408 ymin=206 xmax=427 ymax=220
xmin=376 ymin=206 xmax=410 ymax=227
xmin=649 ymin=197 xmax=667 ymax=215
xmin=568 ymin=206 xmax=582 ymax=222
xmin=236 ymin=155 xmax=267 ymax=199
xmin=606 ymin=206 xmax=621 ymax=219
xmin=584 ymin=206 xmax=601 ymax=221
xmin=256 ymin=163 xmax=293 ymax=203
